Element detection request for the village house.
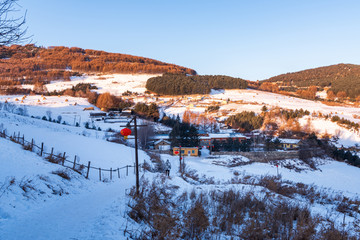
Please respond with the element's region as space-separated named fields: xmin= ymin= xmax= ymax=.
xmin=199 ymin=136 xmax=211 ymax=147
xmin=278 ymin=138 xmax=301 ymax=150
xmin=154 ymin=139 xmax=171 ymax=151
xmin=89 ymin=112 xmax=107 ymax=120
xmin=209 ymin=133 xmax=249 ymax=142
xmin=121 ymin=109 xmax=132 ymax=116
xmin=172 ymin=147 xmax=199 ymax=157
xmin=199 ymin=133 xmax=250 ymax=147
xmin=151 ymin=134 xmax=170 ymax=142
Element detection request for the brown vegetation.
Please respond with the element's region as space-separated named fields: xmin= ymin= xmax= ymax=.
xmin=0 ymin=44 xmax=196 ymax=87
xmin=264 ymin=63 xmax=360 ymax=98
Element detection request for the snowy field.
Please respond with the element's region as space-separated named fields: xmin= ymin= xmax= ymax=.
xmin=299 ymin=116 xmax=360 ymax=147
xmin=23 ymin=74 xmax=160 ymax=95
xmin=164 ymin=89 xmax=360 ymax=123
xmin=210 ymin=89 xmax=360 ymax=123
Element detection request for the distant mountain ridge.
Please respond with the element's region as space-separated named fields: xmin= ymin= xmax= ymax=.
xmin=263 ymin=63 xmax=360 ymax=98
xmin=0 ymin=44 xmax=196 ymax=85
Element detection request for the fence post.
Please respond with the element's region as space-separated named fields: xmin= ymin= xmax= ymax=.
xmin=62 ymin=152 xmax=66 ymax=166
xmin=40 ymin=142 xmax=44 ymax=156
xmin=86 ymin=161 xmax=91 ymax=179
xmin=110 ymin=168 xmax=112 ymax=180
xmin=50 ymin=147 xmax=54 ymax=161
xmin=126 ymin=165 xmax=128 ymax=176
xmin=31 ymin=139 xmax=34 ymax=151
xmin=117 ymin=168 xmax=120 ymax=178
xmin=73 ymin=156 xmax=77 ymax=169
xmin=22 ymin=134 xmax=25 ymax=145
xmin=17 ymin=132 xmax=20 ymax=143
xmin=99 ymin=168 xmax=102 ymax=181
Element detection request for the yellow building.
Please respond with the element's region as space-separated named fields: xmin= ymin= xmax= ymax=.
xmin=278 ymin=138 xmax=300 ymax=150
xmin=173 ymin=147 xmax=199 ymax=157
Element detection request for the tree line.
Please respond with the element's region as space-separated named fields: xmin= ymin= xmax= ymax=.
xmin=133 ymin=102 xmax=160 ymax=121
xmin=225 ymin=111 xmax=264 ymax=132
xmin=146 ymin=73 xmax=248 ymax=95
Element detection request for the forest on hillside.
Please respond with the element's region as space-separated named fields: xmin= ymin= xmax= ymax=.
xmin=0 ymin=44 xmax=196 ymax=85
xmin=146 ymin=73 xmax=248 ymax=95
xmin=263 ymin=64 xmax=360 ymax=98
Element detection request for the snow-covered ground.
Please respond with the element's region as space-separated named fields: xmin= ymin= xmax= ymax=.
xmin=1 ymin=106 xmax=360 ymax=238
xmin=209 ymin=89 xmax=360 ymax=123
xmin=163 ymin=153 xmax=360 ymax=197
xmin=1 ymin=77 xmax=360 ymax=237
xmin=0 ymin=138 xmax=138 ymax=240
xmin=0 ymin=111 xmax=148 ymax=173
xmin=299 ymin=116 xmax=360 ymax=147
xmin=23 ymin=74 xmax=160 ymax=95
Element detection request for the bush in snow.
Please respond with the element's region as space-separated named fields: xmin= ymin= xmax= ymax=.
xmin=19 ymin=178 xmax=36 ymax=194
xmin=45 ymin=110 xmax=52 ymax=121
xmin=14 ymin=106 xmax=28 ymax=116
xmin=57 ymin=115 xmax=62 ymax=123
xmin=52 ymin=169 xmax=71 ymax=180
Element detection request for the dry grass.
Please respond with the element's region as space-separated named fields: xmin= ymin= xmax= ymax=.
xmin=52 ymin=169 xmax=71 ymax=180
xmin=126 ymin=177 xmax=359 ymax=239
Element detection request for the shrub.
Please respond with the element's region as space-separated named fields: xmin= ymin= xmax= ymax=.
xmin=22 ymin=143 xmax=32 ymax=151
xmin=206 ymin=105 xmax=220 ymax=112
xmin=52 ymin=169 xmax=71 ymax=180
xmin=19 ymin=178 xmax=36 ymax=193
xmin=183 ymin=199 xmax=209 ymax=238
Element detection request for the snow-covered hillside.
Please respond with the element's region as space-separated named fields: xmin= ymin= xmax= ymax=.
xmin=1 ymin=105 xmax=360 ymax=238
xmin=23 ymin=74 xmax=160 ymax=95
xmin=2 ymin=77 xmax=360 ymax=238
xmin=0 ymin=137 xmax=141 ymax=240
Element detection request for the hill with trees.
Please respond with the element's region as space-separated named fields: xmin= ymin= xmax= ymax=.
xmin=0 ymin=44 xmax=196 ymax=86
xmin=146 ymin=73 xmax=248 ymax=95
xmin=262 ymin=63 xmax=360 ymax=99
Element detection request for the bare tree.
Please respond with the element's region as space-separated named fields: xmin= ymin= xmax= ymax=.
xmin=0 ymin=0 xmax=28 ymax=46
xmin=138 ymin=123 xmax=155 ymax=149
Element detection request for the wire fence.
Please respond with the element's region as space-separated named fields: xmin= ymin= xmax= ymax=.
xmin=0 ymin=129 xmax=136 ymax=181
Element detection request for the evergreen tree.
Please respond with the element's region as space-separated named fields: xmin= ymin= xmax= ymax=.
xmin=169 ymin=119 xmax=199 ymax=147
xmin=212 ymin=139 xmax=220 ymax=152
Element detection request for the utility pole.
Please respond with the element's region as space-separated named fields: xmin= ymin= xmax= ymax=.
xmin=134 ymin=116 xmax=139 ymax=194
xmin=179 ymin=145 xmax=182 ymax=173
xmin=121 ymin=115 xmax=147 ymax=195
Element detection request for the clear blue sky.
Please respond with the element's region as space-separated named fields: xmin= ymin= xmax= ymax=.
xmin=21 ymin=0 xmax=360 ymax=80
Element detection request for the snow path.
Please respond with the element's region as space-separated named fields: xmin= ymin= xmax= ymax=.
xmin=0 ymin=179 xmax=134 ymax=240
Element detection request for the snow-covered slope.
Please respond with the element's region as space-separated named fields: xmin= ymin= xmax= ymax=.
xmin=23 ymin=74 xmax=160 ymax=95
xmin=1 ymin=107 xmax=360 ymax=238
xmin=0 ymin=138 xmax=143 ymax=239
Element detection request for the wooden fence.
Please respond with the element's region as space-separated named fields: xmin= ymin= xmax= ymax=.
xmin=0 ymin=129 xmax=136 ymax=181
